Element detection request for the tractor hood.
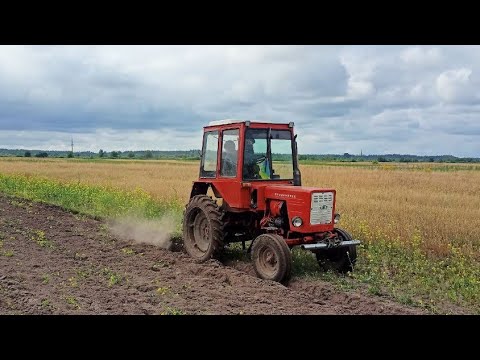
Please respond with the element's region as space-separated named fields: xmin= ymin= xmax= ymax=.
xmin=264 ymin=185 xmax=337 ymax=232
xmin=264 ymin=185 xmax=336 ymax=200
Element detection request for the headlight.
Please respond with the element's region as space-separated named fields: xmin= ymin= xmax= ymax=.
xmin=292 ymin=217 xmax=303 ymax=227
xmin=334 ymin=213 xmax=341 ymax=224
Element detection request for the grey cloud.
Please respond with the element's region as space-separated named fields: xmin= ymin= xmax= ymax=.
xmin=0 ymin=45 xmax=479 ymax=156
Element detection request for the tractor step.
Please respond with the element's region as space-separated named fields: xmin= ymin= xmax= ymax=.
xmin=301 ymin=240 xmax=360 ymax=250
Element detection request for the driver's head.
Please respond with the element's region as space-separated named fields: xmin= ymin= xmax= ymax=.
xmin=246 ymin=138 xmax=254 ymax=146
xmin=224 ymin=140 xmax=236 ymax=152
xmin=245 ymin=132 xmax=255 ymax=146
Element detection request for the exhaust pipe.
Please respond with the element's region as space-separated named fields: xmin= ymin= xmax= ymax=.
xmin=301 ymin=240 xmax=361 ymax=250
xmin=292 ymin=135 xmax=302 ymax=186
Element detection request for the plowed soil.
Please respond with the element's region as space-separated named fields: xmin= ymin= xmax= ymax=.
xmin=0 ymin=194 xmax=424 ymax=315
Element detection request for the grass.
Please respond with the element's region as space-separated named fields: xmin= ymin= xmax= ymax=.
xmin=41 ymin=299 xmax=51 ymax=308
xmin=1 ymin=158 xmax=480 ymax=313
xmin=75 ymin=268 xmax=91 ymax=279
xmin=1 ymin=158 xmax=479 ymax=256
xmin=68 ymin=277 xmax=78 ymax=287
xmin=353 ymin=238 xmax=480 ymax=313
xmin=0 ymin=173 xmax=184 ymax=234
xmin=156 ymin=287 xmax=170 ymax=296
xmin=160 ymin=307 xmax=185 ymax=315
xmin=31 ymin=230 xmax=53 ymax=248
xmin=101 ymin=268 xmax=122 ymax=287
xmin=121 ymin=247 xmax=135 ymax=255
xmin=291 ymin=238 xmax=480 ymax=314
xmin=65 ymin=296 xmax=80 ymax=309
xmin=2 ymin=250 xmax=14 ymax=257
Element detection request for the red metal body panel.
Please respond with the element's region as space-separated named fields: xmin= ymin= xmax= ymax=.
xmin=269 ymin=200 xmax=284 ymax=217
xmin=264 ymin=186 xmax=336 ymax=233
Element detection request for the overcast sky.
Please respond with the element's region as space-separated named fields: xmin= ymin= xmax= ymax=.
xmin=0 ymin=45 xmax=479 ymax=156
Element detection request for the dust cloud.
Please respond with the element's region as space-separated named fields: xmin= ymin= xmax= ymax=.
xmin=108 ymin=215 xmax=177 ymax=250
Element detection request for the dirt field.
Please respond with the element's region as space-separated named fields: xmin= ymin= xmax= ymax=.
xmin=0 ymin=194 xmax=424 ymax=315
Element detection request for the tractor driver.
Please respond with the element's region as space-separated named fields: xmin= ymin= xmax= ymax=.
xmin=243 ymin=136 xmax=263 ymax=179
xmin=222 ymin=140 xmax=237 ymax=176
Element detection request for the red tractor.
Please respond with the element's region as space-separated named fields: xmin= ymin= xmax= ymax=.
xmin=182 ymin=120 xmax=359 ymax=283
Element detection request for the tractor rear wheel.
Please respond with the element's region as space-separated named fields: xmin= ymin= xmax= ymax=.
xmin=182 ymin=195 xmax=224 ymax=262
xmin=315 ymin=228 xmax=357 ymax=273
xmin=251 ymin=233 xmax=292 ymax=284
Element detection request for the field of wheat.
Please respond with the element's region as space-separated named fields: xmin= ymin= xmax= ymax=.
xmin=1 ymin=157 xmax=479 ymax=258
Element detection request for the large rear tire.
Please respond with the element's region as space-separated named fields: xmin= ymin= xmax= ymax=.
xmin=251 ymin=233 xmax=292 ymax=284
xmin=315 ymin=228 xmax=357 ymax=273
xmin=182 ymin=195 xmax=224 ymax=262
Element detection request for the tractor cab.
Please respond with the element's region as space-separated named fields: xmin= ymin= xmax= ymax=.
xmin=199 ymin=119 xmax=301 ymax=182
xmin=193 ymin=120 xmax=302 ymax=210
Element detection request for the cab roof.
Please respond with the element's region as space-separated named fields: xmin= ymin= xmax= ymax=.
xmin=207 ymin=119 xmax=294 ymax=127
xmin=208 ymin=119 xmax=271 ymax=126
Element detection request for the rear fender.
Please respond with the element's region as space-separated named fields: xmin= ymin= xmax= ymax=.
xmin=190 ymin=182 xmax=209 ymax=198
xmin=190 ymin=182 xmax=223 ymax=200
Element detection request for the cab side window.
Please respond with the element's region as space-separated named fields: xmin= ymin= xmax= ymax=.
xmin=200 ymin=131 xmax=219 ymax=178
xmin=220 ymin=129 xmax=239 ymax=177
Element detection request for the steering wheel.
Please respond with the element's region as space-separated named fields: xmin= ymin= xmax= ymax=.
xmin=255 ymin=155 xmax=266 ymax=164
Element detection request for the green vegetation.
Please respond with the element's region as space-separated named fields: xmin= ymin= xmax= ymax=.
xmin=1 ymin=245 xmax=14 ymax=257
xmin=65 ymin=296 xmax=80 ymax=309
xmin=291 ymin=234 xmax=480 ymax=314
xmin=121 ymin=247 xmax=135 ymax=255
xmin=299 ymin=160 xmax=480 ymax=172
xmin=0 ymin=174 xmax=184 ymax=233
xmin=3 ymin=250 xmax=14 ymax=257
xmin=31 ymin=230 xmax=53 ymax=248
xmin=75 ymin=268 xmax=91 ymax=279
xmin=2 ymin=147 xmax=478 ymax=163
xmin=160 ymin=307 xmax=185 ymax=315
xmin=102 ymin=268 xmax=122 ymax=287
xmin=156 ymin=287 xmax=170 ymax=295
xmin=68 ymin=277 xmax=78 ymax=287
xmin=35 ymin=152 xmax=49 ymax=158
xmin=0 ymin=148 xmax=202 ymax=160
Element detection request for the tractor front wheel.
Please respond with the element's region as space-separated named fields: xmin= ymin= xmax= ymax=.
xmin=315 ymin=228 xmax=357 ymax=273
xmin=251 ymin=233 xmax=292 ymax=284
xmin=182 ymin=195 xmax=224 ymax=262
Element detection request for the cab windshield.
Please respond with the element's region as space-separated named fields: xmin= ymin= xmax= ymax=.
xmin=243 ymin=128 xmax=293 ymax=180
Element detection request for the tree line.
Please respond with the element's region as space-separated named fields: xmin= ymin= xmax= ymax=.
xmin=0 ymin=148 xmax=479 ymax=163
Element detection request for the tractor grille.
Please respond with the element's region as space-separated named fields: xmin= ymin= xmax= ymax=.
xmin=310 ymin=192 xmax=334 ymax=225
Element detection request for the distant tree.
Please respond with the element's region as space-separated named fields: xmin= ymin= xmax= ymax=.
xmin=377 ymin=156 xmax=388 ymax=162
xmin=128 ymin=152 xmax=135 ymax=158
xmin=67 ymin=152 xmax=74 ymax=158
xmin=429 ymin=157 xmax=435 ymax=162
xmin=144 ymin=150 xmax=153 ymax=159
xmin=343 ymin=153 xmax=351 ymax=158
xmin=110 ymin=151 xmax=119 ymax=158
xmin=24 ymin=151 xmax=31 ymax=157
xmin=35 ymin=152 xmax=49 ymax=158
xmin=99 ymin=149 xmax=105 ymax=158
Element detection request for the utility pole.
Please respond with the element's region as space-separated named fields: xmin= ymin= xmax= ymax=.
xmin=71 ymin=138 xmax=74 ymax=154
